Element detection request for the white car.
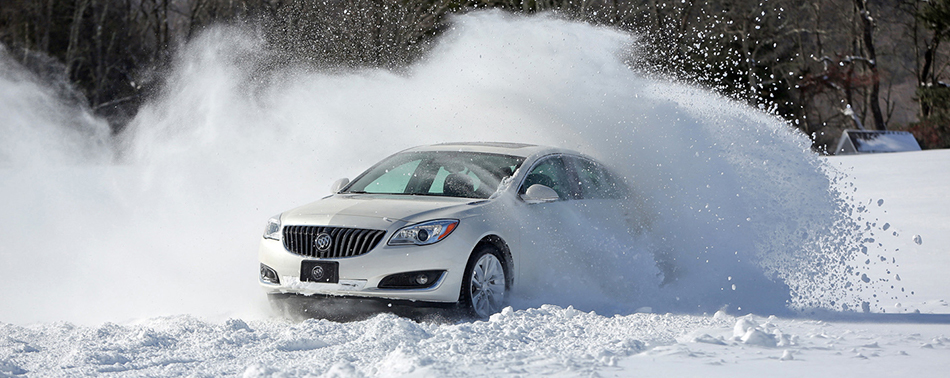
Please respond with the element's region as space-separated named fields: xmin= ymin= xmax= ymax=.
xmin=258 ymin=142 xmax=629 ymax=318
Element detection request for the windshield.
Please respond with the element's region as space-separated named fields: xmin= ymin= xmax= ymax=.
xmin=343 ymin=151 xmax=525 ymax=199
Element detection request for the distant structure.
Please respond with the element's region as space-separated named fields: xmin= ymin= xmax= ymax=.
xmin=835 ymin=104 xmax=922 ymax=155
xmin=835 ymin=130 xmax=922 ymax=155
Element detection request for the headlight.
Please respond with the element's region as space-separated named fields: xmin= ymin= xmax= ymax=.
xmin=263 ymin=214 xmax=282 ymax=240
xmin=388 ymin=219 xmax=459 ymax=246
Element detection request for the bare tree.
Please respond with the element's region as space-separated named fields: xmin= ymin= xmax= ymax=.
xmin=852 ymin=0 xmax=885 ymax=130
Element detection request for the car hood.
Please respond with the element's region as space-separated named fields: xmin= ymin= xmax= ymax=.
xmin=281 ymin=194 xmax=485 ymax=229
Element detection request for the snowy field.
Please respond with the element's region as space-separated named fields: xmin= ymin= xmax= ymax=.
xmin=3 ymin=11 xmax=950 ymax=377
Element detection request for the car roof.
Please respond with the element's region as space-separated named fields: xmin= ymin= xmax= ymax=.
xmin=401 ymin=142 xmax=574 ymax=159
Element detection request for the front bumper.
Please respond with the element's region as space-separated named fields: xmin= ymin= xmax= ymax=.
xmin=258 ymin=232 xmax=471 ymax=303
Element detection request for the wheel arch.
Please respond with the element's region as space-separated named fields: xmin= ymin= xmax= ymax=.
xmin=474 ymin=234 xmax=514 ymax=288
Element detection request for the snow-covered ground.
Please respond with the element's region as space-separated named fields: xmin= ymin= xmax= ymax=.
xmin=2 ymin=150 xmax=948 ymax=377
xmin=830 ymin=150 xmax=950 ymax=315
xmin=2 ymin=305 xmax=950 ymax=377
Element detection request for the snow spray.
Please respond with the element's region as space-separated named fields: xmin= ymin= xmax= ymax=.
xmin=0 ymin=11 xmax=903 ymax=324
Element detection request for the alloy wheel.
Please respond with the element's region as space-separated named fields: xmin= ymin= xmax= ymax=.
xmin=470 ymin=252 xmax=506 ymax=318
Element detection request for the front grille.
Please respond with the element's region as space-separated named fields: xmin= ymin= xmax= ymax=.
xmin=283 ymin=225 xmax=386 ymax=258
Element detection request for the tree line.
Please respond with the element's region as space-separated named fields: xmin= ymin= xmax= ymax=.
xmin=1 ymin=0 xmax=948 ymax=150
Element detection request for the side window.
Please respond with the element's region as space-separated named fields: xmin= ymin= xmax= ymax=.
xmin=519 ymin=156 xmax=573 ymax=200
xmin=571 ymin=157 xmax=626 ymax=199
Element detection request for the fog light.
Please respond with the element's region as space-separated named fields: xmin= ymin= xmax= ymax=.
xmin=378 ymin=270 xmax=445 ymax=289
xmin=260 ymin=263 xmax=279 ymax=284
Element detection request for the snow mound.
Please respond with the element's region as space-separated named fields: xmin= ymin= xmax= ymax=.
xmin=4 ymin=307 xmax=950 ymax=376
xmin=0 ymin=307 xmax=728 ymax=376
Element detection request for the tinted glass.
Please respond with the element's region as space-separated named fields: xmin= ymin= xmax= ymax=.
xmin=570 ymin=157 xmax=627 ymax=199
xmin=359 ymin=158 xmax=421 ymax=194
xmin=519 ymin=156 xmax=574 ymax=200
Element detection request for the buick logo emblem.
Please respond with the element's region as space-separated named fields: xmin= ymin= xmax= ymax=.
xmin=311 ymin=265 xmax=325 ymax=280
xmin=314 ymin=233 xmax=332 ymax=251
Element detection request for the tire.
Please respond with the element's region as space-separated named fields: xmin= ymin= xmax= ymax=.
xmin=460 ymin=245 xmax=510 ymax=318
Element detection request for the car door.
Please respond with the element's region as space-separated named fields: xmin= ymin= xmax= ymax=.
xmin=567 ymin=155 xmax=649 ymax=233
xmin=566 ymin=156 xmax=623 ymax=220
xmin=513 ymin=155 xmax=583 ymax=289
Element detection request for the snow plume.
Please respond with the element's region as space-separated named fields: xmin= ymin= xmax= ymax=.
xmin=0 ymin=11 xmax=902 ymax=324
xmin=0 ymin=46 xmax=112 ymax=166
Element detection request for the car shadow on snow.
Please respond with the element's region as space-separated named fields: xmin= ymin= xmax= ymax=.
xmin=267 ymin=293 xmax=475 ymax=323
xmin=269 ymin=293 xmax=950 ymax=325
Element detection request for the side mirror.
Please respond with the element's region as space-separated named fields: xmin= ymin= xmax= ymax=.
xmin=521 ymin=184 xmax=559 ymax=204
xmin=330 ymin=178 xmax=350 ymax=194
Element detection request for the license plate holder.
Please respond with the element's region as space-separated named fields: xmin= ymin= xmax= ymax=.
xmin=300 ymin=261 xmax=339 ymax=283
